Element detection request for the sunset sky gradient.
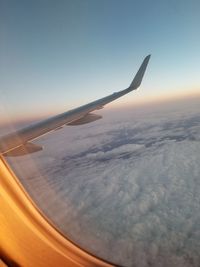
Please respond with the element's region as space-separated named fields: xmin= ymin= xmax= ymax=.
xmin=1 ymin=0 xmax=200 ymax=124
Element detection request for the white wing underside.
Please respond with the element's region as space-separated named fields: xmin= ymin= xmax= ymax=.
xmin=0 ymin=55 xmax=150 ymax=156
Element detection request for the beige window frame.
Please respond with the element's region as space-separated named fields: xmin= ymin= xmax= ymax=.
xmin=0 ymin=157 xmax=114 ymax=267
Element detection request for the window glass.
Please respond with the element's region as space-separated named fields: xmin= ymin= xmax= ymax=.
xmin=2 ymin=99 xmax=200 ymax=266
xmin=1 ymin=1 xmax=200 ymax=266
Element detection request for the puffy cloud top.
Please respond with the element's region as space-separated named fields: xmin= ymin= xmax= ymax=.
xmin=7 ymin=99 xmax=200 ymax=266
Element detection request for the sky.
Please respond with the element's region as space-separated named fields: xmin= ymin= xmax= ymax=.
xmin=1 ymin=0 xmax=200 ymax=123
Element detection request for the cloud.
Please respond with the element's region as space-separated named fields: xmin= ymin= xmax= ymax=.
xmin=85 ymin=143 xmax=144 ymax=160
xmin=6 ymin=98 xmax=200 ymax=267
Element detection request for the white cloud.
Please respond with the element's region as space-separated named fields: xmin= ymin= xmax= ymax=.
xmin=6 ymin=98 xmax=200 ymax=267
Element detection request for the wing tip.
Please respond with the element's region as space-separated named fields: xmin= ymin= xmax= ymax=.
xmin=129 ymin=54 xmax=151 ymax=89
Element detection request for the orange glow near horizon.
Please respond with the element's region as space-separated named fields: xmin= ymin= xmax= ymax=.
xmin=107 ymin=88 xmax=200 ymax=109
xmin=0 ymin=89 xmax=200 ymax=129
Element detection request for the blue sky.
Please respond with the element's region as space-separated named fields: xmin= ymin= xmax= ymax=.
xmin=1 ymin=0 xmax=200 ymax=123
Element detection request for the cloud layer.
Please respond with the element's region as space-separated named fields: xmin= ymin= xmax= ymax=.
xmin=7 ymin=98 xmax=200 ymax=266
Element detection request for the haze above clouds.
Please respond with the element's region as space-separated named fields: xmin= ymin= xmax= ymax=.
xmin=7 ymin=98 xmax=200 ymax=267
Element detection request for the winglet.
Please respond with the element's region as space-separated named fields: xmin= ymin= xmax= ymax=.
xmin=129 ymin=54 xmax=151 ymax=90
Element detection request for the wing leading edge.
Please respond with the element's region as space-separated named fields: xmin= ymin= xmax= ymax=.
xmin=0 ymin=55 xmax=150 ymax=156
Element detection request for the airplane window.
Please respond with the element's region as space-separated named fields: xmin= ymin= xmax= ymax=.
xmin=1 ymin=1 xmax=200 ymax=267
xmin=2 ymin=98 xmax=200 ymax=266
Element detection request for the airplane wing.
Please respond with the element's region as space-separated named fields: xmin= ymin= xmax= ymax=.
xmin=0 ymin=55 xmax=150 ymax=156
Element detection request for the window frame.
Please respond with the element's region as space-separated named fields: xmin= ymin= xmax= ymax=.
xmin=0 ymin=156 xmax=114 ymax=267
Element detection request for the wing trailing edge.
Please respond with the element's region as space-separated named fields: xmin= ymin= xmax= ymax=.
xmin=3 ymin=142 xmax=43 ymax=157
xmin=67 ymin=113 xmax=102 ymax=125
